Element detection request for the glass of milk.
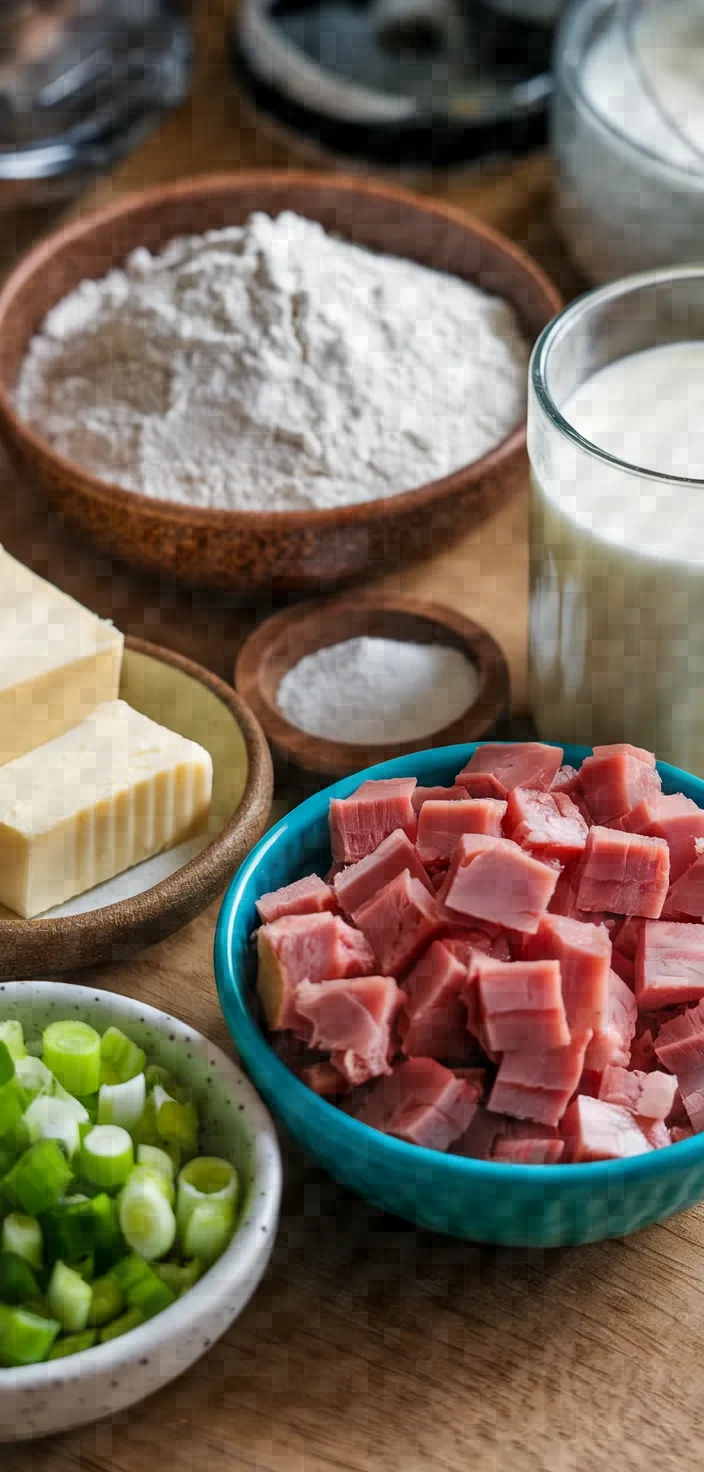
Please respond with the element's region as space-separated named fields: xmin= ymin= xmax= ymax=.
xmin=553 ymin=0 xmax=704 ymax=283
xmin=528 ymin=267 xmax=704 ymax=775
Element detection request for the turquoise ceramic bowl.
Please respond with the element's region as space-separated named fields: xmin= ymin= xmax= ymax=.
xmin=215 ymin=743 xmax=704 ymax=1247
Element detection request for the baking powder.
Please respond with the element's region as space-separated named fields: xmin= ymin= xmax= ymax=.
xmin=276 ymin=636 xmax=479 ymax=744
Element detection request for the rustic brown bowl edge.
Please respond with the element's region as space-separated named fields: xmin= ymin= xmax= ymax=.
xmin=235 ymin=593 xmax=511 ymax=779
xmin=0 ymin=171 xmax=563 ymax=593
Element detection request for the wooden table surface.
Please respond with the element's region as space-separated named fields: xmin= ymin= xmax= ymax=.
xmin=3 ymin=6 xmax=700 ymax=1469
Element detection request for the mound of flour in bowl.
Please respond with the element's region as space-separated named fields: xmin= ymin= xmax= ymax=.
xmin=15 ymin=211 xmax=529 ymax=513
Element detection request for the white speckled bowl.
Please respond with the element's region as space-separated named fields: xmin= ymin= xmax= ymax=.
xmin=0 ymin=982 xmax=282 ymax=1442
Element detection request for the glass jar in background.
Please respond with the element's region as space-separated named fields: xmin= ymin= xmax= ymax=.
xmin=553 ymin=0 xmax=704 ymax=284
xmin=528 ymin=268 xmax=704 ymax=776
xmin=0 ymin=0 xmax=191 ymax=209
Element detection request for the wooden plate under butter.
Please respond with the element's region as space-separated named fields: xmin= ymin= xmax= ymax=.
xmin=0 ymin=637 xmax=273 ymax=979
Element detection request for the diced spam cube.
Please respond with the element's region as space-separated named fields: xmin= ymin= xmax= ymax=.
xmin=354 ymin=869 xmax=443 ymax=975
xmin=562 ymin=1095 xmax=654 ymax=1161
xmin=442 ymin=925 xmax=512 ymax=966
xmin=575 ymin=826 xmax=669 ymax=918
xmin=411 ymin=785 xmax=466 ymax=814
xmin=551 ymin=764 xmax=581 ymax=795
xmin=579 ymin=746 xmax=661 ymax=825
xmin=470 ymin=954 xmax=570 ymax=1052
xmin=635 ymin=920 xmax=704 ymax=1009
xmin=662 ymin=844 xmax=704 ymax=919
xmin=504 ymin=787 xmax=589 ymax=865
xmin=655 ymin=1001 xmax=704 ymax=1132
xmin=301 ymin=1062 xmax=352 ymax=1097
xmin=416 ymin=798 xmax=507 ymax=864
xmin=487 ymin=1031 xmax=592 ymax=1127
xmin=256 ymin=913 xmax=375 ymax=1031
xmin=600 ymin=1064 xmax=678 ymax=1120
xmin=398 ymin=941 xmax=468 ymax=1060
xmin=333 ymin=827 xmax=433 ymax=918
xmin=455 ymin=743 xmax=563 ymax=799
xmin=439 ymin=833 xmax=558 ymax=935
xmin=584 ymin=970 xmax=637 ymax=1071
xmin=355 ymin=1058 xmax=478 ymax=1150
xmin=621 ymin=793 xmax=704 ymax=881
xmin=492 ymin=1134 xmax=565 ymax=1164
xmin=296 ymin=975 xmax=402 ymax=1086
xmin=329 ymin=778 xmax=417 ymax=863
xmin=256 ymin=873 xmax=336 ymax=924
xmin=522 ymin=912 xmax=611 ymax=1033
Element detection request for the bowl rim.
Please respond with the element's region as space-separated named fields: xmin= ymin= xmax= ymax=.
xmin=215 ymin=739 xmax=704 ymax=1188
xmin=0 ymin=169 xmax=563 ymax=531
xmin=234 ymin=591 xmax=511 ymax=778
xmin=0 ymin=981 xmax=283 ymax=1388
xmin=0 ymin=633 xmax=274 ymax=949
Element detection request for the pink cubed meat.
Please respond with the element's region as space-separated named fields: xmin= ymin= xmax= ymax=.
xmin=355 ymin=1058 xmax=479 ymax=1150
xmin=471 ymin=954 xmax=570 ymax=1052
xmin=354 ymin=868 xmax=443 ymax=975
xmin=455 ymin=743 xmax=563 ymax=799
xmin=578 ymin=746 xmax=661 ymax=825
xmin=655 ymin=1000 xmax=704 ymax=1132
xmin=399 ymin=941 xmax=469 ymax=1059
xmin=296 ymin=974 xmax=402 ymax=1086
xmin=301 ymin=1062 xmax=352 ymax=1097
xmin=450 ymin=1105 xmax=506 ymax=1159
xmin=487 ymin=1031 xmax=592 ymax=1127
xmin=416 ymin=798 xmax=507 ymax=864
xmin=442 ymin=925 xmax=512 ymax=965
xmin=575 ymin=826 xmax=670 ymax=918
xmin=622 ymin=793 xmax=704 ymax=882
xmin=256 ymin=913 xmax=375 ymax=1031
xmin=440 ymin=833 xmax=559 ymax=935
xmin=630 ymin=1027 xmax=657 ymax=1073
xmin=504 ymin=787 xmax=589 ymax=865
xmin=662 ymin=843 xmax=704 ymax=919
xmin=492 ymin=1125 xmax=565 ymax=1165
xmin=598 ymin=1064 xmax=678 ymax=1120
xmin=411 ymin=785 xmax=466 ymax=814
xmin=333 ymin=827 xmax=433 ymax=918
xmin=610 ymin=948 xmax=635 ymax=987
xmin=562 ymin=1095 xmax=654 ymax=1161
xmin=593 ymin=742 xmax=656 ymax=766
xmin=551 ymin=764 xmax=581 ymax=795
xmin=329 ymin=778 xmax=417 ymax=863
xmin=635 ymin=920 xmax=704 ymax=1009
xmin=522 ymin=912 xmax=611 ymax=1033
xmin=256 ymin=873 xmax=336 ymax=924
xmin=584 ymin=970 xmax=637 ymax=1071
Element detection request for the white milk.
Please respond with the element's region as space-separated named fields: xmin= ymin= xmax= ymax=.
xmin=553 ymin=0 xmax=704 ymax=282
xmin=529 ymin=341 xmax=704 ymax=772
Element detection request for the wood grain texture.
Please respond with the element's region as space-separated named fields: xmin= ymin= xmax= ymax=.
xmin=3 ymin=6 xmax=690 ymax=1469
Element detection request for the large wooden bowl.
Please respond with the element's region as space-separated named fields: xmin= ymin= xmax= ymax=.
xmin=0 ymin=637 xmax=273 ymax=979
xmin=0 ymin=172 xmax=561 ymax=595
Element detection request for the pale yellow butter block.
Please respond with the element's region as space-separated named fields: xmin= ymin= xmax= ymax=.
xmin=0 ymin=546 xmax=124 ymax=764
xmin=0 ymin=700 xmax=213 ymax=918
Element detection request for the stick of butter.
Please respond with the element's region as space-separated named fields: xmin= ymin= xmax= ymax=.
xmin=0 ymin=700 xmax=213 ymax=918
xmin=0 ymin=546 xmax=124 ymax=765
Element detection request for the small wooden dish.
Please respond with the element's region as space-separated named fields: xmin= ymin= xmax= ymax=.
xmin=235 ymin=594 xmax=510 ymax=779
xmin=0 ymin=637 xmax=273 ymax=979
xmin=0 ymin=171 xmax=561 ymax=596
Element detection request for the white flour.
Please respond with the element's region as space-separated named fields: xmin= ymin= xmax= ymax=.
xmin=276 ymin=636 xmax=479 ymax=744
xmin=15 ymin=211 xmax=529 ymax=513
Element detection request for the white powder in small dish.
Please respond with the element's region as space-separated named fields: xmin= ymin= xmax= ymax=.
xmin=276 ymin=635 xmax=480 ymax=745
xmin=15 ymin=211 xmax=529 ymax=513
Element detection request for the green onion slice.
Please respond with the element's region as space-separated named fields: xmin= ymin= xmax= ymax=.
xmin=48 ymin=1260 xmax=93 ymax=1334
xmin=81 ymin=1126 xmax=134 ymax=1192
xmin=43 ymin=1021 xmax=101 ymax=1097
